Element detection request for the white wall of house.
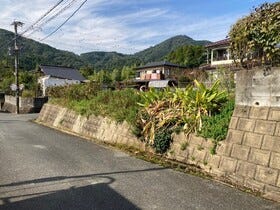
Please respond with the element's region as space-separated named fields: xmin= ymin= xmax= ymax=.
xmin=38 ymin=76 xmax=81 ymax=96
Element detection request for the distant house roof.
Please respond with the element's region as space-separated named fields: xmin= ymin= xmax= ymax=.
xmin=39 ymin=65 xmax=85 ymax=81
xmin=136 ymin=61 xmax=185 ymax=70
xmin=205 ymin=38 xmax=230 ymax=49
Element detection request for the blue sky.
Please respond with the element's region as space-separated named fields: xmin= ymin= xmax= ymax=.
xmin=0 ymin=0 xmax=277 ymax=54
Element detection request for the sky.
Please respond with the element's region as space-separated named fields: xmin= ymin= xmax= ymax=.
xmin=0 ymin=0 xmax=278 ymax=55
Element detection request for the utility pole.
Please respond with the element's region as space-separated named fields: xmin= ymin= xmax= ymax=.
xmin=11 ymin=21 xmax=24 ymax=114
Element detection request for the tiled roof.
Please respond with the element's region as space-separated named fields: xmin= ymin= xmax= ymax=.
xmin=39 ymin=65 xmax=85 ymax=81
xmin=205 ymin=38 xmax=230 ymax=48
xmin=136 ymin=61 xmax=185 ymax=69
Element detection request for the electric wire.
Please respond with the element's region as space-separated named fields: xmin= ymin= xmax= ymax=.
xmin=0 ymin=0 xmax=69 ymax=52
xmin=40 ymin=0 xmax=87 ymax=41
xmin=20 ymin=0 xmax=65 ymax=36
xmin=24 ymin=0 xmax=78 ymax=38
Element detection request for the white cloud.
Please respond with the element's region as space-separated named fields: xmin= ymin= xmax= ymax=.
xmin=0 ymin=0 xmax=243 ymax=55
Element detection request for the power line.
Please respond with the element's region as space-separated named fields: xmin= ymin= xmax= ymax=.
xmin=0 ymin=1 xmax=68 ymax=52
xmin=20 ymin=0 xmax=65 ymax=36
xmin=24 ymin=0 xmax=78 ymax=38
xmin=40 ymin=0 xmax=87 ymax=41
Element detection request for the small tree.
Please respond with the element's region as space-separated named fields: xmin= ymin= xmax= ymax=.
xmin=90 ymin=70 xmax=112 ymax=85
xmin=80 ymin=65 xmax=94 ymax=78
xmin=121 ymin=65 xmax=135 ymax=81
xmin=111 ymin=68 xmax=122 ymax=82
xmin=229 ymin=2 xmax=280 ymax=68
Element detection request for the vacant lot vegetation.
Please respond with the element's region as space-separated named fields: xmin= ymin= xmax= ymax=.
xmin=48 ymin=80 xmax=234 ymax=153
xmin=48 ymin=82 xmax=142 ymax=124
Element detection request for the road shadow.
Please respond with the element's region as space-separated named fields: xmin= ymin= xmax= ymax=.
xmin=0 ymin=179 xmax=140 ymax=210
xmin=0 ymin=167 xmax=166 ymax=188
xmin=0 ymin=168 xmax=166 ymax=210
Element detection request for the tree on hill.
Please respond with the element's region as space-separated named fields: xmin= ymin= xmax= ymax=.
xmin=229 ymin=2 xmax=280 ymax=68
xmin=166 ymin=45 xmax=206 ymax=68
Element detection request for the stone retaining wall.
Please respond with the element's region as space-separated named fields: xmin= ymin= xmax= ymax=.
xmin=37 ymin=104 xmax=146 ymax=151
xmin=37 ymin=103 xmax=280 ymax=202
xmin=168 ymin=105 xmax=280 ymax=201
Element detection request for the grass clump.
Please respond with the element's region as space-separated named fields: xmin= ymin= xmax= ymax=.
xmin=180 ymin=142 xmax=189 ymax=151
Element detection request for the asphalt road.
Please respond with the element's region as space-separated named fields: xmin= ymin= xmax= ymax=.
xmin=0 ymin=113 xmax=279 ymax=210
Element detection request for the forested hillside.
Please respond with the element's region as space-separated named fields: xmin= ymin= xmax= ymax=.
xmin=0 ymin=28 xmax=211 ymax=71
xmin=0 ymin=29 xmax=85 ymax=70
xmin=134 ymin=35 xmax=210 ymax=63
xmin=80 ymin=51 xmax=141 ymax=71
xmin=82 ymin=35 xmax=211 ymax=70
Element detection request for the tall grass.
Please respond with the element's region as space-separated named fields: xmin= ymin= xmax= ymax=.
xmin=49 ymin=85 xmax=141 ymax=124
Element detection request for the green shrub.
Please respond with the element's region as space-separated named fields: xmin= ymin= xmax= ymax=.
xmin=47 ymin=81 xmax=101 ymax=100
xmin=198 ymin=99 xmax=235 ymax=141
xmin=153 ymin=129 xmax=172 ymax=154
xmin=229 ymin=2 xmax=280 ymax=67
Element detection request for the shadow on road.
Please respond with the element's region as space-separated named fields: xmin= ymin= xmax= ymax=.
xmin=0 ymin=167 xmax=166 ymax=210
xmin=0 ymin=178 xmax=140 ymax=210
xmin=0 ymin=167 xmax=166 ymax=188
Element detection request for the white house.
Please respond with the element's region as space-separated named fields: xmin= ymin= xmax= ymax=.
xmin=38 ymin=65 xmax=86 ymax=96
xmin=205 ymin=38 xmax=234 ymax=67
xmin=199 ymin=39 xmax=237 ymax=87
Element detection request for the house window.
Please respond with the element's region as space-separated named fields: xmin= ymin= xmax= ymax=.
xmin=165 ymin=69 xmax=170 ymax=75
xmin=213 ymin=49 xmax=228 ymax=61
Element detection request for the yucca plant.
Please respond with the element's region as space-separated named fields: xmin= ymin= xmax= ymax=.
xmin=137 ymin=80 xmax=229 ymax=151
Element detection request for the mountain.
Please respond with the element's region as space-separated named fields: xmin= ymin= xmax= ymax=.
xmin=81 ymin=35 xmax=211 ymax=70
xmin=0 ymin=28 xmax=211 ymax=71
xmin=80 ymin=51 xmax=141 ymax=71
xmin=134 ymin=35 xmax=210 ymax=63
xmin=0 ymin=28 xmax=85 ymax=70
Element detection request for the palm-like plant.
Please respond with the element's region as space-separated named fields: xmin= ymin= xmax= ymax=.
xmin=137 ymin=80 xmax=228 ymax=146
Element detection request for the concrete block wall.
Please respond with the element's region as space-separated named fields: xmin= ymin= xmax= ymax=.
xmin=166 ymin=105 xmax=280 ymax=201
xmin=2 ymin=95 xmax=48 ymax=113
xmin=236 ymin=67 xmax=280 ymax=107
xmin=225 ymin=105 xmax=280 ymax=200
xmin=37 ymin=104 xmax=146 ymax=152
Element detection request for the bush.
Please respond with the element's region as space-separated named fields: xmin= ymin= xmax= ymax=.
xmin=198 ymin=99 xmax=235 ymax=142
xmin=47 ymin=81 xmax=101 ymax=100
xmin=153 ymin=129 xmax=172 ymax=154
xmin=229 ymin=2 xmax=280 ymax=67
